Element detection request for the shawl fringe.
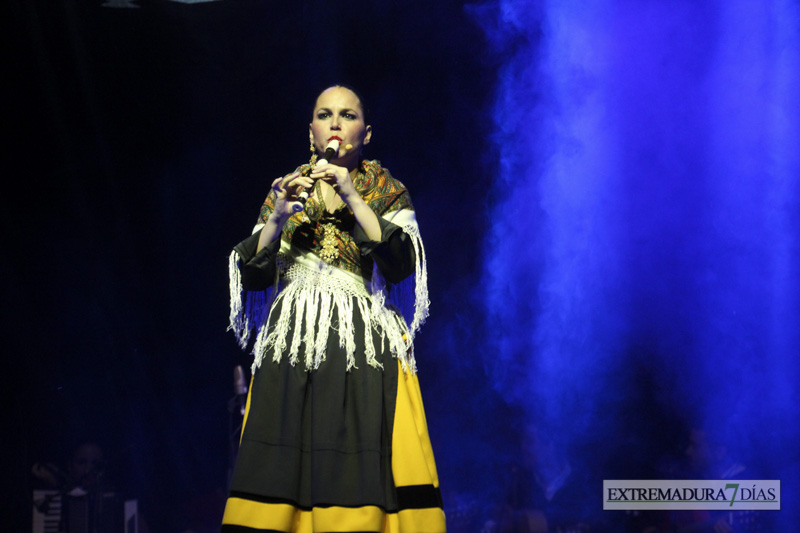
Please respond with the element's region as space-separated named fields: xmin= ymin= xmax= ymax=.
xmin=228 ymin=217 xmax=428 ymax=374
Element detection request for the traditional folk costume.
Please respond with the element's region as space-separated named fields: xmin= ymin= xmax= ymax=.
xmin=222 ymin=160 xmax=446 ymax=532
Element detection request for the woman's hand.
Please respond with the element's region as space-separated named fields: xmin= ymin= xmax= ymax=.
xmin=270 ymin=172 xmax=315 ymax=220
xmin=310 ymin=162 xmax=382 ymax=241
xmin=256 ymin=172 xmax=314 ymax=252
xmin=309 ymin=163 xmax=359 ymax=207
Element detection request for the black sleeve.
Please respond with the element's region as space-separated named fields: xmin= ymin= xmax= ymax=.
xmin=353 ymin=217 xmax=416 ymax=284
xmin=232 ymin=232 xmax=282 ymax=291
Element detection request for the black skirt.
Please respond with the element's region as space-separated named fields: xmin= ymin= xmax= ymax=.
xmin=221 ymin=301 xmax=445 ymax=533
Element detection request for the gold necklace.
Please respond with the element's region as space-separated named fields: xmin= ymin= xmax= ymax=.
xmin=316 ymin=181 xmax=341 ymax=264
xmin=319 ymin=223 xmax=340 ymax=264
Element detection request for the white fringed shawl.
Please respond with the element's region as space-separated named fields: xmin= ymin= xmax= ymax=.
xmin=228 ymin=208 xmax=429 ymax=374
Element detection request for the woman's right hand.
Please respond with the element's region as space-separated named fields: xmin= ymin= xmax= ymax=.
xmin=257 ymin=172 xmax=313 ymax=252
xmin=269 ymin=172 xmax=315 ymax=220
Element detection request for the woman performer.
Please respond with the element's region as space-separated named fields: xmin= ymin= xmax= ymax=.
xmin=222 ymin=85 xmax=446 ymax=532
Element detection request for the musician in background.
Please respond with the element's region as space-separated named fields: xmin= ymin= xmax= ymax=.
xmin=661 ymin=427 xmax=769 ymax=533
xmin=481 ymin=425 xmax=594 ymax=533
xmin=32 ymin=441 xmax=108 ymax=493
xmin=31 ymin=441 xmax=138 ymax=533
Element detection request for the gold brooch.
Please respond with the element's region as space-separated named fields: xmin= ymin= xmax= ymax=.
xmin=319 ymin=223 xmax=340 ymax=264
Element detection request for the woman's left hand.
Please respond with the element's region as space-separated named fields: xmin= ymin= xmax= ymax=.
xmin=309 ymin=161 xmax=382 ymax=241
xmin=309 ymin=163 xmax=359 ymax=206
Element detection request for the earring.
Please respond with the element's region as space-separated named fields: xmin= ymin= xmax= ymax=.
xmin=309 ymin=141 xmax=318 ymax=166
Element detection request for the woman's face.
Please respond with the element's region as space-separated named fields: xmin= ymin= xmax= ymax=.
xmin=309 ymin=86 xmax=372 ymax=167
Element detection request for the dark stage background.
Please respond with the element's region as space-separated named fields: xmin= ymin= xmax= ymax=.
xmin=5 ymin=1 xmax=495 ymax=531
xmin=5 ymin=1 xmax=800 ymax=532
